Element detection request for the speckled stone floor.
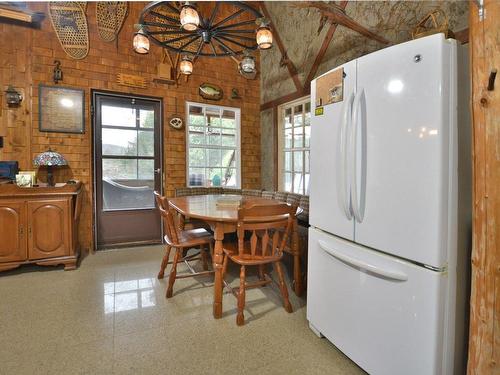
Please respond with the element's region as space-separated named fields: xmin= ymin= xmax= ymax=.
xmin=0 ymin=245 xmax=364 ymax=375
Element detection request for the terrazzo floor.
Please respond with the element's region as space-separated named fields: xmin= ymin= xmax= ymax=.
xmin=0 ymin=245 xmax=365 ymax=375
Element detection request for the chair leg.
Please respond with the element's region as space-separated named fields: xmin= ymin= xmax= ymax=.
xmin=236 ymin=265 xmax=246 ymax=326
xmin=258 ymin=264 xmax=266 ymax=282
xmin=222 ymin=254 xmax=229 ymax=279
xmin=157 ymin=245 xmax=171 ymax=280
xmin=166 ymin=247 xmax=181 ymax=298
xmin=200 ymin=245 xmax=209 ymax=271
xmin=274 ymin=261 xmax=293 ymax=313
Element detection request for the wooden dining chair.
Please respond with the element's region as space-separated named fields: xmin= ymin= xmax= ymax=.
xmin=221 ymin=202 xmax=295 ymax=326
xmin=154 ymin=192 xmax=214 ymax=298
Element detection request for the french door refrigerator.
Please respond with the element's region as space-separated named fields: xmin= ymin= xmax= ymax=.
xmin=307 ymin=34 xmax=471 ymax=375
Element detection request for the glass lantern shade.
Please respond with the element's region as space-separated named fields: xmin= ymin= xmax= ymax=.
xmin=133 ymin=29 xmax=150 ymax=54
xmin=180 ymin=4 xmax=199 ymax=31
xmin=240 ymin=55 xmax=256 ymax=73
xmin=256 ymin=26 xmax=273 ymax=49
xmin=179 ymin=57 xmax=193 ymax=75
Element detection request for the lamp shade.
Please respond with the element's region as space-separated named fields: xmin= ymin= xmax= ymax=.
xmin=33 ymin=149 xmax=68 ymax=167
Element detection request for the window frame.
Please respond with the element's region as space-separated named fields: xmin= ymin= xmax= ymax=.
xmin=277 ymin=96 xmax=311 ymax=195
xmin=185 ymin=101 xmax=242 ymax=188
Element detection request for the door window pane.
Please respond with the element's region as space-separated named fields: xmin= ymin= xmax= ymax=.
xmin=102 ymin=105 xmax=136 ymax=127
xmin=138 ymin=131 xmax=154 ymax=156
xmin=284 ymin=152 xmax=292 ymax=171
xmin=138 ymin=159 xmax=154 ymax=180
xmin=139 ymin=110 xmax=154 ymax=128
xmin=103 ymin=159 xmax=137 ymax=180
xmin=102 ymin=129 xmax=137 ymax=156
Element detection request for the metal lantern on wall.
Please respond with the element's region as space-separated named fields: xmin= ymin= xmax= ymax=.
xmin=179 ymin=2 xmax=199 ymax=31
xmin=256 ymin=19 xmax=273 ymax=50
xmin=5 ymin=85 xmax=23 ymax=106
xmin=133 ymin=27 xmax=150 ymax=54
xmin=179 ymin=54 xmax=193 ymax=75
xmin=240 ymin=51 xmax=256 ymax=74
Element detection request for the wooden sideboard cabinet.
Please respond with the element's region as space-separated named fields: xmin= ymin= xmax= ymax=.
xmin=0 ymin=182 xmax=83 ymax=272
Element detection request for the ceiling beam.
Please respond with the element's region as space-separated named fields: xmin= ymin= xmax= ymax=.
xmin=304 ymin=0 xmax=348 ymax=89
xmin=260 ymin=87 xmax=311 ymax=111
xmin=293 ymin=1 xmax=389 ymax=45
xmin=259 ymin=2 xmax=303 ymax=92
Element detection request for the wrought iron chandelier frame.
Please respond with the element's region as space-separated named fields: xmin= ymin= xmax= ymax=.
xmin=138 ymin=1 xmax=264 ymax=58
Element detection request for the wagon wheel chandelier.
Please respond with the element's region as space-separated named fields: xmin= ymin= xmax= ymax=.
xmin=133 ymin=1 xmax=273 ymax=76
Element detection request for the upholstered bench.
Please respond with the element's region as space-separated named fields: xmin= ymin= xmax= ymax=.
xmin=174 ymin=187 xmax=309 ymax=296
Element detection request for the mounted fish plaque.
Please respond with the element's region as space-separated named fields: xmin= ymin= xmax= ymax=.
xmin=199 ymin=83 xmax=223 ymax=101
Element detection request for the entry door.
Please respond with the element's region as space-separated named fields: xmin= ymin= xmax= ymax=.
xmin=93 ymin=92 xmax=162 ymax=248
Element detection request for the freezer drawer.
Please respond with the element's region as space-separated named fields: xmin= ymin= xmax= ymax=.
xmin=307 ymin=227 xmax=448 ymax=375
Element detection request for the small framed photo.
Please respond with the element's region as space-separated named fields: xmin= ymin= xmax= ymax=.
xmin=16 ymin=173 xmax=33 ymax=187
xmin=39 ymin=84 xmax=85 ymax=134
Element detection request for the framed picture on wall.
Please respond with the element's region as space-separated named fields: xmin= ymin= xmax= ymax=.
xmin=39 ymin=84 xmax=85 ymax=133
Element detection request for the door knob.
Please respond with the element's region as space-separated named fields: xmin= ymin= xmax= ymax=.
xmin=154 ymin=168 xmax=161 ymax=174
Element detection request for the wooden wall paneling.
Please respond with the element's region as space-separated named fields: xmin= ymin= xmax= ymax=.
xmin=467 ymin=0 xmax=500 ymax=374
xmin=0 ymin=2 xmax=262 ymax=251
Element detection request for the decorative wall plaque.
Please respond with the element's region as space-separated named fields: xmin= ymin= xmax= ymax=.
xmin=116 ymin=73 xmax=147 ymax=89
xmin=39 ymin=85 xmax=85 ymax=134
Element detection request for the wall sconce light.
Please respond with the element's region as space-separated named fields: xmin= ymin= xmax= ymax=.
xmin=133 ymin=26 xmax=150 ymax=54
xmin=53 ymin=60 xmax=63 ymax=84
xmin=5 ymin=85 xmax=23 ymax=106
xmin=240 ymin=50 xmax=256 ymax=74
xmin=179 ymin=54 xmax=193 ymax=75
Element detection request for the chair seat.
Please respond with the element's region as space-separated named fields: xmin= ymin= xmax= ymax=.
xmin=222 ymin=241 xmax=282 ymax=266
xmin=165 ymin=228 xmax=213 ymax=248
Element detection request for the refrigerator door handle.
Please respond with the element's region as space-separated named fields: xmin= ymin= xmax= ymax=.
xmin=318 ymin=240 xmax=408 ymax=281
xmin=349 ymin=89 xmax=364 ymax=223
xmin=339 ymin=92 xmax=354 ymax=220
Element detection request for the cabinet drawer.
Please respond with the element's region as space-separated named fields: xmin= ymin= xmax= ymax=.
xmin=27 ymin=199 xmax=70 ymax=260
xmin=0 ymin=201 xmax=27 ymax=262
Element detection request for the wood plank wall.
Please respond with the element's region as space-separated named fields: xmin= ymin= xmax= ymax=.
xmin=0 ymin=2 xmax=261 ymax=251
xmin=467 ymin=0 xmax=500 ymax=373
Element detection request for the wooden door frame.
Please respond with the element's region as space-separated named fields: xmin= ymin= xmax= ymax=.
xmin=467 ymin=1 xmax=500 ymax=373
xmin=90 ymin=89 xmax=164 ymax=250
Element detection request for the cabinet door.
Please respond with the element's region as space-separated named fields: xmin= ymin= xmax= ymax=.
xmin=27 ymin=199 xmax=70 ymax=260
xmin=0 ymin=201 xmax=27 ymax=262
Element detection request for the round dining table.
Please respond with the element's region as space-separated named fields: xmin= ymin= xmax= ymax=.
xmin=168 ymin=194 xmax=301 ymax=319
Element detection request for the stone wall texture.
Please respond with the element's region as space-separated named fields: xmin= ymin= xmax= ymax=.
xmin=260 ymin=0 xmax=469 ymax=188
xmin=0 ymin=2 xmax=261 ymax=251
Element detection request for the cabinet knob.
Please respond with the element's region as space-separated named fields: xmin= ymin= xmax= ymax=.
xmin=20 ymin=226 xmax=24 ymax=236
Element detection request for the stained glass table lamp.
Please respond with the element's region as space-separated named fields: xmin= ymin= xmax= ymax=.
xmin=33 ymin=149 xmax=68 ymax=186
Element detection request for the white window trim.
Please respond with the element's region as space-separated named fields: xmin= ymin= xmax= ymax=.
xmin=277 ymin=95 xmax=310 ymax=194
xmin=185 ymin=101 xmax=242 ymax=188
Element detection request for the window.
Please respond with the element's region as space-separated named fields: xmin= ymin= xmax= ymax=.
xmin=186 ymin=102 xmax=241 ymax=187
xmin=278 ymin=98 xmax=311 ymax=195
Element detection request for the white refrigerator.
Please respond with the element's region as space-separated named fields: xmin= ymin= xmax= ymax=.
xmin=307 ymin=34 xmax=471 ymax=375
